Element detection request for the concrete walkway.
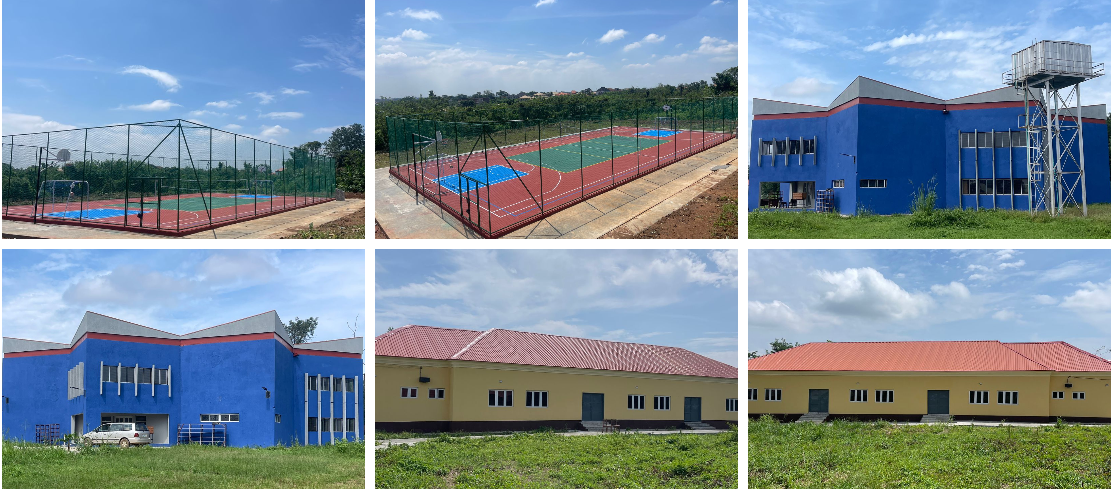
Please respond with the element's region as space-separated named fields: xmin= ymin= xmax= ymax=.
xmin=2 ymin=199 xmax=364 ymax=239
xmin=375 ymin=138 xmax=738 ymax=239
xmin=374 ymin=428 xmax=727 ymax=450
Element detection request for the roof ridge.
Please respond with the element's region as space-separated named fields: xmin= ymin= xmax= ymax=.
xmin=87 ymin=311 xmax=179 ymax=336
xmin=492 ymin=327 xmax=694 ymax=352
xmin=184 ymin=310 xmax=277 ymax=335
xmin=451 ymin=328 xmax=494 ymax=359
xmin=996 ymin=341 xmax=1053 ymax=370
xmin=295 ymin=336 xmax=364 ymax=346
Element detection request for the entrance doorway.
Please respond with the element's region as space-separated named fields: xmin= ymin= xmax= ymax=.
xmin=927 ymin=390 xmax=950 ymax=414
xmin=581 ymin=393 xmax=604 ymax=421
xmin=809 ymin=389 xmax=829 ymax=412
xmin=684 ymin=397 xmax=702 ymax=422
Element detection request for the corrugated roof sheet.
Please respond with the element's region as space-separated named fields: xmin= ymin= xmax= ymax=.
xmin=1003 ymin=342 xmax=1112 ymax=372
xmin=375 ymin=325 xmax=738 ymax=379
xmin=747 ymin=340 xmax=1110 ymax=372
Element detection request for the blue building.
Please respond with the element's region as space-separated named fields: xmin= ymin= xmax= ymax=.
xmin=2 ymin=311 xmax=364 ymax=447
xmin=749 ymin=76 xmax=1110 ymax=215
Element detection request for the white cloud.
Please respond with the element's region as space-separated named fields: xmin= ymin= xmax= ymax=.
xmin=565 ymin=52 xmax=585 ymax=58
xmin=121 ymin=65 xmax=180 ymax=92
xmin=260 ymin=112 xmax=304 ymax=120
xmin=57 ymin=54 xmax=93 ymax=63
xmin=660 ymin=53 xmax=691 ymax=62
xmin=623 ymin=42 xmax=642 ymax=52
xmin=864 ymin=27 xmax=1019 ymax=52
xmin=2 ymin=112 xmax=77 ymax=134
xmin=968 ymin=273 xmax=990 ymax=281
xmin=994 ymin=249 xmax=1017 ymax=261
xmin=255 ymin=125 xmax=289 ymax=142
xmin=642 ymin=33 xmax=666 ymax=43
xmin=248 ymin=91 xmax=275 ymax=104
xmin=710 ymin=0 xmax=724 ymax=4
xmin=931 ymin=281 xmax=970 ymax=299
xmin=313 ymin=126 xmax=341 ymax=135
xmin=748 ymin=300 xmax=802 ymax=329
xmin=624 ymin=63 xmax=653 ymax=68
xmin=1039 ymin=261 xmax=1091 ymax=282
xmin=535 ymin=0 xmax=556 ymax=6
xmin=697 ymin=36 xmax=737 ymax=55
xmin=400 ymin=8 xmax=442 ymax=20
xmin=401 ymin=28 xmax=430 ymax=40
xmin=1060 ymin=282 xmax=1111 ymax=327
xmin=773 ymin=77 xmax=835 ymax=97
xmin=206 ymin=100 xmax=240 ymax=109
xmin=814 ymin=267 xmax=933 ymax=320
xmin=992 ymin=309 xmax=1020 ymax=321
xmin=999 ymin=260 xmax=1025 ymax=269
xmin=598 ymin=29 xmax=628 ymax=43
xmin=292 ymin=62 xmax=325 ymax=72
xmin=224 ymin=124 xmax=242 ymax=131
xmin=123 ymin=99 xmax=180 ymax=111
xmin=380 ymin=45 xmax=401 ymax=52
xmin=237 ymin=115 xmax=247 ymax=120
xmin=187 ymin=110 xmax=224 ymax=117
xmin=1032 ymin=294 xmax=1057 ymax=305
xmin=280 ymin=88 xmax=309 ymax=95
xmin=781 ymin=38 xmax=827 ymax=51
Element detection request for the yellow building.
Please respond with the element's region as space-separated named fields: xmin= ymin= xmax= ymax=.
xmin=376 ymin=325 xmax=739 ymax=432
xmin=748 ymin=341 xmax=1110 ymax=422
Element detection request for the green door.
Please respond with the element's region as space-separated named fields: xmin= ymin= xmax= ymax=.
xmin=927 ymin=390 xmax=949 ymax=414
xmin=582 ymin=393 xmax=604 ymax=421
xmin=684 ymin=397 xmax=701 ymax=421
xmin=809 ymin=389 xmax=829 ymax=412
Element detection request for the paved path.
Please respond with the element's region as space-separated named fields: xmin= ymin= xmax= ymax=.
xmin=374 ymin=428 xmax=727 ymax=450
xmin=2 ymin=199 xmax=364 ymax=239
xmin=375 ymin=139 xmax=738 ymax=239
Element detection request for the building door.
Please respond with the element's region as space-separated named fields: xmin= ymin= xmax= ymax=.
xmin=927 ymin=390 xmax=950 ymax=414
xmin=684 ymin=397 xmax=702 ymax=421
xmin=72 ymin=414 xmax=83 ymax=436
xmin=809 ymin=389 xmax=829 ymax=412
xmin=581 ymin=393 xmax=604 ymax=421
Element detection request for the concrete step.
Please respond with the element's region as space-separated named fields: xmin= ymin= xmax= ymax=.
xmin=684 ymin=421 xmax=715 ymax=430
xmin=796 ymin=412 xmax=829 ymax=423
xmin=920 ymin=414 xmax=951 ymax=424
xmin=581 ymin=421 xmax=605 ymax=432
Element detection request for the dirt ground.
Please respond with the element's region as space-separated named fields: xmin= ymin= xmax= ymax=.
xmin=375 ymin=220 xmax=389 ymax=239
xmin=605 ymin=172 xmax=738 ymax=239
xmin=282 ymin=206 xmax=365 ymax=239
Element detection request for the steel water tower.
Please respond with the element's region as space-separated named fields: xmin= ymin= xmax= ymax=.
xmin=1004 ymin=41 xmax=1104 ymax=216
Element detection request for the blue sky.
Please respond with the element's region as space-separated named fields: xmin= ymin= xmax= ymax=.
xmin=376 ymin=249 xmax=739 ymax=366
xmin=2 ymin=0 xmax=364 ymax=146
xmin=749 ymin=249 xmax=1111 ymax=359
xmin=748 ymin=0 xmax=1111 ymax=110
xmin=2 ymin=250 xmax=365 ymax=346
xmin=374 ymin=0 xmax=738 ymax=98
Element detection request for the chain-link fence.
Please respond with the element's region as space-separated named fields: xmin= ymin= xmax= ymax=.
xmin=3 ymin=119 xmax=336 ymax=235
xmin=387 ymin=96 xmax=736 ymax=238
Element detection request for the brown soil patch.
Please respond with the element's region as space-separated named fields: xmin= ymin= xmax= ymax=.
xmin=605 ymin=172 xmax=738 ymax=239
xmin=282 ymin=206 xmax=366 ymax=239
xmin=375 ymin=220 xmax=389 ymax=239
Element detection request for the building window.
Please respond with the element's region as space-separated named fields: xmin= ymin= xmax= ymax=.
xmin=120 ymin=366 xmax=135 ymax=383
xmin=1011 ymin=131 xmax=1027 ymax=147
xmin=978 ymin=179 xmax=994 ymax=195
xmin=653 ymin=396 xmax=670 ymax=410
xmin=803 ymin=139 xmax=816 ymax=154
xmin=138 ymin=367 xmax=152 ymax=384
xmin=429 ymin=388 xmax=445 ymax=399
xmin=969 ymin=390 xmax=989 ymax=404
xmin=308 ymin=376 xmax=318 ymax=390
xmin=977 ymin=132 xmax=993 ymax=148
xmin=526 ymin=391 xmax=548 ymax=408
xmin=775 ymin=140 xmax=787 ymax=154
xmin=334 ymin=377 xmax=343 ymax=392
xmin=832 ymin=180 xmax=844 ymax=189
xmin=1052 ymin=391 xmax=1065 ymax=399
xmin=875 ymin=390 xmax=894 ymax=403
xmin=1072 ymin=392 xmax=1085 ymax=400
xmin=346 ymin=378 xmax=355 ymax=393
xmin=1013 ymin=178 xmax=1027 ymax=194
xmin=347 ymin=418 xmax=356 ymax=431
xmin=320 ymin=379 xmax=330 ymax=392
xmin=308 ymin=417 xmax=318 ymax=431
xmin=275 ymin=414 xmax=281 ymax=423
xmin=850 ymin=389 xmax=868 ymax=402
xmin=993 ymin=132 xmax=1011 ymax=148
xmin=201 ymin=414 xmax=239 ymax=423
xmin=760 ymin=141 xmax=773 ymax=156
xmin=489 ymin=389 xmax=513 ymax=407
xmin=333 ymin=418 xmax=343 ymax=431
xmin=401 ymin=387 xmax=418 ymax=398
xmin=995 ymin=179 xmax=1013 ymax=194
xmin=627 ymin=395 xmax=645 ymax=410
xmin=321 ymin=417 xmax=329 ymax=430
xmin=860 ymin=179 xmax=886 ymax=189
xmin=765 ymin=389 xmax=782 ymax=401
xmin=748 ymin=388 xmax=758 ymax=401
xmin=155 ymin=368 xmax=169 ymax=385
xmin=726 ymin=398 xmax=738 ymax=412
xmin=960 ymin=132 xmax=976 ymax=148
xmin=102 ymin=364 xmax=118 ymax=383
xmin=789 ymin=139 xmax=801 ymax=155
xmin=997 ymin=391 xmax=1019 ymax=405
xmin=962 ymin=179 xmax=976 ymax=195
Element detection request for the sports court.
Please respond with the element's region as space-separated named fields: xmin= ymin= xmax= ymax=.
xmin=387 ymin=97 xmax=737 ymax=238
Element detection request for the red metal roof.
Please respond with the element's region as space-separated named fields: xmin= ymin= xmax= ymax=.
xmin=375 ymin=325 xmax=737 ymax=379
xmin=1003 ymin=342 xmax=1112 ymax=372
xmin=747 ymin=341 xmax=1110 ymax=372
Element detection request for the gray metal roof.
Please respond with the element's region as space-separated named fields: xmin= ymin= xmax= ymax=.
xmin=5 ymin=311 xmax=356 ymax=355
xmin=944 ymin=87 xmax=1022 ymax=105
xmin=753 ymin=98 xmax=827 ymax=115
xmin=829 ymin=76 xmax=943 ymax=109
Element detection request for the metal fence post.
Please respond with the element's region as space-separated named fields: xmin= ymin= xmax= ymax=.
xmin=579 ymin=115 xmax=584 ymax=199
xmin=538 ymin=120 xmax=544 ymax=215
xmin=610 ymin=112 xmax=615 ymax=186
xmin=79 ymin=129 xmax=88 ymax=222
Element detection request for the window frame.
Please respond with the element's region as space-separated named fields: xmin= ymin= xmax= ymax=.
xmin=347 ymin=418 xmax=356 ymax=431
xmin=875 ymin=390 xmax=894 ymax=403
xmin=138 ymin=367 xmax=153 ymax=384
xmin=997 ymin=391 xmax=1019 ymax=405
xmin=1072 ymin=391 xmax=1085 ymax=400
xmin=201 ymin=413 xmax=239 ymax=423
xmin=832 ymin=179 xmax=844 ymax=189
xmin=726 ymin=398 xmax=738 ymax=412
xmin=765 ymin=388 xmax=782 ymax=402
xmin=489 ymin=389 xmax=513 ymax=407
xmin=850 ymin=389 xmax=869 ymax=403
xmin=1052 ymin=391 xmax=1065 ymax=399
xmin=308 ymin=375 xmax=318 ymax=391
xmin=969 ymin=390 xmax=989 ymax=404
xmin=525 ymin=390 xmax=549 ymax=408
xmin=747 ymin=388 xmax=758 ymax=401
xmin=401 ymin=387 xmax=418 ymax=399
xmin=308 ymin=417 xmax=318 ymax=432
xmin=653 ymin=395 xmax=670 ymax=411
xmin=429 ymin=388 xmax=446 ymax=399
xmin=803 ymin=139 xmax=816 ymax=155
xmin=102 ymin=364 xmax=118 ymax=383
xmin=859 ymin=179 xmax=886 ymax=189
xmin=154 ymin=368 xmax=169 ymax=386
xmin=627 ymin=394 xmax=646 ymax=410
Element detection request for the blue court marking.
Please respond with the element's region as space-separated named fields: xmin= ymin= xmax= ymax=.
xmin=436 ymin=165 xmax=529 ymax=194
xmin=234 ymin=195 xmax=276 ymax=199
xmin=637 ymin=129 xmax=680 ymax=137
xmin=42 ymin=208 xmax=143 ymax=220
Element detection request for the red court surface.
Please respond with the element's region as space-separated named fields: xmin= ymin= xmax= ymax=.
xmin=2 ymin=193 xmax=332 ymax=236
xmin=389 ymin=125 xmax=735 ymax=238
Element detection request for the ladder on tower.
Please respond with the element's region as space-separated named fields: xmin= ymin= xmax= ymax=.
xmin=814 ymin=188 xmax=834 ymax=213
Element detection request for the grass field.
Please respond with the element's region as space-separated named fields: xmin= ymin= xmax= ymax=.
xmin=2 ymin=439 xmax=364 ymax=488
xmin=748 ymin=204 xmax=1110 ymax=239
xmin=748 ymin=416 xmax=1111 ymax=488
xmin=375 ymin=428 xmax=738 ymax=488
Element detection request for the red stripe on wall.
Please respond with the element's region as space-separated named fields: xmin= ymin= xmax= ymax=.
xmin=754 ymin=98 xmax=1054 ymax=120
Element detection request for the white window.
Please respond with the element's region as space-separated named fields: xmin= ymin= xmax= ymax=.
xmin=334 ymin=377 xmax=343 ymax=392
xmin=321 ymin=379 xmax=331 ymax=392
xmin=850 ymin=389 xmax=868 ymax=402
xmin=832 ymin=180 xmax=844 ymax=188
xmin=102 ymin=364 xmax=118 ymax=383
xmin=726 ymin=398 xmax=738 ymax=412
xmin=201 ymin=413 xmax=239 ymax=422
xmin=653 ymin=396 xmax=670 ymax=410
xmin=860 ymin=179 xmax=886 ymax=189
xmin=1052 ymin=391 xmax=1064 ymax=399
xmin=428 ymin=388 xmax=445 ymax=399
xmin=526 ymin=391 xmax=548 ymax=408
xmin=138 ymin=368 xmax=152 ymax=384
xmin=154 ymin=368 xmax=169 ymax=385
xmin=765 ymin=389 xmax=782 ymax=401
xmin=1072 ymin=392 xmax=1085 ymax=400
xmin=997 ymin=391 xmax=1019 ymax=405
xmin=489 ymin=389 xmax=512 ymax=407
xmin=747 ymin=388 xmax=758 ymax=401
xmin=275 ymin=414 xmax=281 ymax=423
xmin=346 ymin=378 xmax=355 ymax=393
xmin=875 ymin=390 xmax=894 ymax=403
xmin=628 ymin=395 xmax=645 ymax=410
xmin=120 ymin=366 xmax=135 ymax=383
xmin=308 ymin=376 xmax=318 ymax=390
xmin=401 ymin=387 xmax=418 ymax=398
xmin=969 ymin=390 xmax=989 ymax=404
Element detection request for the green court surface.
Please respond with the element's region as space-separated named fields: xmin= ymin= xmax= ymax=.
xmin=107 ymin=196 xmax=273 ymax=212
xmin=507 ymin=135 xmax=669 ymax=173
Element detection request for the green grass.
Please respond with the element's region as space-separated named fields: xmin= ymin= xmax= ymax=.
xmin=506 ymin=135 xmax=669 ymax=173
xmin=106 ymin=196 xmax=276 ymax=212
xmin=2 ymin=439 xmax=364 ymax=488
xmin=376 ymin=427 xmax=738 ymax=488
xmin=748 ymin=204 xmax=1110 ymax=239
xmin=748 ymin=416 xmax=1111 ymax=488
